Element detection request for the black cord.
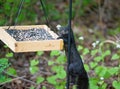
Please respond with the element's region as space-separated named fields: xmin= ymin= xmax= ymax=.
xmin=7 ymin=0 xmax=25 ymax=30
xmin=66 ymin=0 xmax=72 ymax=89
xmin=39 ymin=0 xmax=50 ymax=27
xmin=14 ymin=0 xmax=25 ymax=26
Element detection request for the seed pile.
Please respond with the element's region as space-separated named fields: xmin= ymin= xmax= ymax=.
xmin=6 ymin=28 xmax=55 ymax=41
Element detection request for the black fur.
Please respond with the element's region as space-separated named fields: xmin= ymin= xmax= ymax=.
xmin=0 ymin=40 xmax=4 ymax=49
xmin=57 ymin=25 xmax=89 ymax=89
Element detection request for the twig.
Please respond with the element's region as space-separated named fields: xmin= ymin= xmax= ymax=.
xmin=0 ymin=76 xmax=25 ymax=86
xmin=1 ymin=71 xmax=37 ymax=85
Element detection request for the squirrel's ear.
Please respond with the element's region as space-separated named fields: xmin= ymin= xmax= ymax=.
xmin=57 ymin=36 xmax=63 ymax=39
xmin=56 ymin=24 xmax=62 ymax=30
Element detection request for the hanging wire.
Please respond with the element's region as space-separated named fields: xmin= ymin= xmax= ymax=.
xmin=14 ymin=0 xmax=25 ymax=26
xmin=66 ymin=0 xmax=72 ymax=89
xmin=7 ymin=0 xmax=25 ymax=30
xmin=39 ymin=0 xmax=50 ymax=27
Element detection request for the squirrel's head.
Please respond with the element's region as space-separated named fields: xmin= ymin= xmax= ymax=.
xmin=56 ymin=25 xmax=69 ymax=44
xmin=56 ymin=25 xmax=68 ymax=36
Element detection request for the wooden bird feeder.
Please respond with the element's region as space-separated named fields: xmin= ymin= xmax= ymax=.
xmin=0 ymin=25 xmax=63 ymax=53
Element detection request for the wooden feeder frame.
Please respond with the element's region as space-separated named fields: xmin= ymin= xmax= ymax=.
xmin=0 ymin=25 xmax=63 ymax=53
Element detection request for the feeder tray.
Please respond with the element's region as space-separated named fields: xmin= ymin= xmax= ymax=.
xmin=0 ymin=25 xmax=63 ymax=52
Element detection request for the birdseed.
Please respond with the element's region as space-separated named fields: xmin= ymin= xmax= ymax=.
xmin=6 ymin=28 xmax=55 ymax=41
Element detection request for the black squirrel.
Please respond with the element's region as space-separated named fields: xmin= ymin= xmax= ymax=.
xmin=56 ymin=25 xmax=89 ymax=89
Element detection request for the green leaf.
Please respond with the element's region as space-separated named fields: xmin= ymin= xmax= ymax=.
xmin=25 ymin=0 xmax=31 ymax=3
xmin=94 ymin=56 xmax=102 ymax=62
xmin=0 ymin=75 xmax=6 ymax=83
xmin=90 ymin=62 xmax=97 ymax=69
xmin=47 ymin=76 xmax=57 ymax=85
xmin=108 ymin=67 xmax=119 ymax=75
xmin=7 ymin=67 xmax=17 ymax=76
xmin=56 ymin=69 xmax=66 ymax=79
xmin=84 ymin=64 xmax=90 ymax=72
xmin=89 ymin=78 xmax=99 ymax=89
xmin=30 ymin=59 xmax=39 ymax=66
xmin=0 ymin=58 xmax=8 ymax=65
xmin=0 ymin=58 xmax=9 ymax=73
xmin=83 ymin=48 xmax=90 ymax=55
xmin=52 ymin=66 xmax=64 ymax=73
xmin=77 ymin=45 xmax=83 ymax=51
xmin=83 ymin=0 xmax=93 ymax=6
xmin=111 ymin=54 xmax=120 ymax=60
xmin=5 ymin=52 xmax=13 ymax=57
xmin=99 ymin=83 xmax=107 ymax=89
xmin=48 ymin=61 xmax=54 ymax=66
xmin=37 ymin=51 xmax=44 ymax=56
xmin=42 ymin=86 xmax=46 ymax=89
xmin=55 ymin=85 xmax=64 ymax=89
xmin=29 ymin=66 xmax=39 ymax=74
xmin=95 ymin=66 xmax=111 ymax=78
xmin=102 ymin=50 xmax=111 ymax=59
xmin=0 ymin=75 xmax=11 ymax=83
xmin=4 ymin=45 xmax=8 ymax=48
xmin=7 ymin=0 xmax=14 ymax=2
xmin=30 ymin=86 xmax=35 ymax=89
xmin=104 ymin=50 xmax=111 ymax=56
xmin=73 ymin=85 xmax=77 ymax=89
xmin=50 ymin=50 xmax=60 ymax=57
xmin=91 ymin=49 xmax=98 ymax=56
xmin=112 ymin=81 xmax=120 ymax=89
xmin=51 ymin=65 xmax=66 ymax=79
xmin=56 ymin=55 xmax=66 ymax=64
xmin=4 ymin=3 xmax=10 ymax=11
xmin=36 ymin=76 xmax=44 ymax=84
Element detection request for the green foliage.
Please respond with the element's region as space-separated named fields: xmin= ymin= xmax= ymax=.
xmin=0 ymin=0 xmax=37 ymax=25
xmin=83 ymin=48 xmax=90 ymax=55
xmin=50 ymin=50 xmax=60 ymax=57
xmin=0 ymin=75 xmax=11 ymax=83
xmin=90 ymin=62 xmax=97 ymax=69
xmin=95 ymin=66 xmax=111 ymax=78
xmin=42 ymin=86 xmax=46 ymax=89
xmin=0 ymin=58 xmax=9 ymax=73
xmin=37 ymin=51 xmax=44 ymax=56
xmin=0 ymin=58 xmax=10 ymax=83
xmin=46 ymin=51 xmax=67 ymax=88
xmin=84 ymin=64 xmax=90 ymax=72
xmin=36 ymin=76 xmax=45 ymax=84
xmin=52 ymin=66 xmax=66 ymax=79
xmin=73 ymin=0 xmax=96 ymax=16
xmin=111 ymin=54 xmax=120 ymax=60
xmin=77 ymin=45 xmax=83 ymax=51
xmin=5 ymin=52 xmax=13 ymax=58
xmin=91 ymin=49 xmax=98 ymax=56
xmin=47 ymin=76 xmax=57 ymax=85
xmin=112 ymin=81 xmax=120 ymax=89
xmin=56 ymin=55 xmax=66 ymax=64
xmin=108 ymin=27 xmax=120 ymax=36
xmin=29 ymin=59 xmax=39 ymax=74
xmin=30 ymin=86 xmax=35 ymax=89
xmin=7 ymin=67 xmax=17 ymax=76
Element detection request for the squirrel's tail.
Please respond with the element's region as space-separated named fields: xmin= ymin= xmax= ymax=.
xmin=77 ymin=72 xmax=89 ymax=89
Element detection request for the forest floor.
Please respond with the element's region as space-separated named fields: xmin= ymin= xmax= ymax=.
xmin=0 ymin=0 xmax=120 ymax=89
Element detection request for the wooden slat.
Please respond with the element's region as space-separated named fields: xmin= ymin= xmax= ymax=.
xmin=15 ymin=39 xmax=63 ymax=52
xmin=0 ymin=25 xmax=48 ymax=30
xmin=0 ymin=28 xmax=16 ymax=51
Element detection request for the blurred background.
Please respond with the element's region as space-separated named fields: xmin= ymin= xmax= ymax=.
xmin=0 ymin=0 xmax=120 ymax=89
